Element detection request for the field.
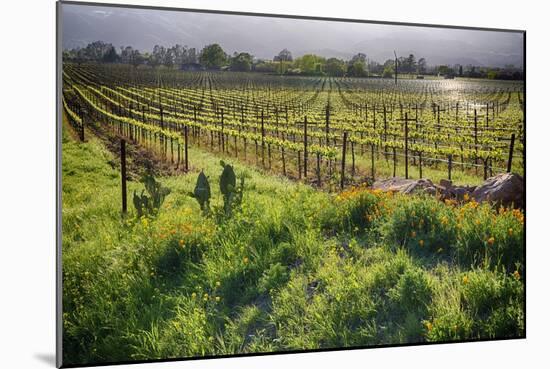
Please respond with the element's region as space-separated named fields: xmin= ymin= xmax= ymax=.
xmin=61 ymin=64 xmax=525 ymax=366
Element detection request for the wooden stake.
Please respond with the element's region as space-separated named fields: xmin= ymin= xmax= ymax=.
xmin=121 ymin=139 xmax=127 ymax=214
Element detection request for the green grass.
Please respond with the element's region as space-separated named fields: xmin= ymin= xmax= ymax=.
xmin=61 ymin=123 xmax=524 ymax=366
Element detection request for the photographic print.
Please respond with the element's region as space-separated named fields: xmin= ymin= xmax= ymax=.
xmin=58 ymin=1 xmax=525 ymax=367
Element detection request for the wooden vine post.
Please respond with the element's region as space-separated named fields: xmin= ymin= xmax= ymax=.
xmin=397 ymin=113 xmax=415 ymax=179
xmin=80 ymin=108 xmax=86 ymax=142
xmin=303 ymin=116 xmax=308 ymax=178
xmin=325 ymin=105 xmax=330 ymax=145
xmin=121 ymin=139 xmax=127 ymax=215
xmin=474 ymin=109 xmax=478 ymax=174
xmin=261 ymin=109 xmax=266 ymax=168
xmin=341 ymin=132 xmax=348 ymax=190
xmin=507 ymin=133 xmax=516 ymax=173
xmin=184 ymin=125 xmax=189 ymax=172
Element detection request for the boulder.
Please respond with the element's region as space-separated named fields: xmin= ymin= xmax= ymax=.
xmin=372 ymin=177 xmax=442 ymax=195
xmin=472 ymin=173 xmax=524 ymax=208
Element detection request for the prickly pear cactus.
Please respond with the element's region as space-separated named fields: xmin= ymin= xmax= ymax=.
xmin=193 ymin=170 xmax=211 ymax=213
xmin=219 ymin=161 xmax=236 ymax=197
xmin=132 ymin=174 xmax=170 ymax=217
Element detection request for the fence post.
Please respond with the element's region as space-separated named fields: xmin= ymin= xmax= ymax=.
xmin=121 ymin=139 xmax=127 ymax=215
xmin=261 ymin=109 xmax=265 ymax=167
xmin=404 ymin=113 xmax=409 ymax=179
xmin=184 ymin=125 xmax=189 ymax=172
xmin=80 ymin=108 xmax=86 ymax=142
xmin=448 ymin=154 xmax=452 ymax=181
xmin=474 ymin=109 xmax=478 ymax=174
xmin=341 ymin=132 xmax=348 ymax=190
xmin=325 ymin=105 xmax=330 ymax=146
xmin=303 ymin=116 xmax=308 ymax=178
xmin=507 ymin=133 xmax=516 ymax=173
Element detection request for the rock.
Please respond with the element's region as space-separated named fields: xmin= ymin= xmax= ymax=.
xmin=371 ymin=174 xmax=524 ymax=209
xmin=372 ymin=177 xmax=442 ymax=196
xmin=439 ymin=179 xmax=453 ymax=188
xmin=472 ymin=173 xmax=524 ymax=208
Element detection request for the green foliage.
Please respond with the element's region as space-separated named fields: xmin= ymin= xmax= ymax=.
xmin=294 ymin=54 xmax=326 ymax=75
xmin=320 ymin=188 xmax=383 ymax=235
xmin=257 ymin=263 xmax=289 ymax=294
xmin=133 ymin=174 xmax=171 ymax=217
xmin=455 ymin=203 xmax=524 ymax=271
xmin=231 ymin=52 xmax=253 ymax=72
xmin=383 ymin=65 xmax=394 ymax=78
xmin=61 ymin=125 xmax=524 ymax=365
xmin=348 ymin=61 xmax=367 ymax=77
xmin=426 ymin=269 xmax=524 ymax=341
xmin=382 ymin=195 xmax=457 ymax=257
xmin=199 ymin=43 xmax=227 ymax=69
xmin=324 ymin=58 xmax=346 ymax=77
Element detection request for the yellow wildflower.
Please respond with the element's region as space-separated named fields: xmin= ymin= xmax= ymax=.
xmin=425 ymin=321 xmax=433 ymax=331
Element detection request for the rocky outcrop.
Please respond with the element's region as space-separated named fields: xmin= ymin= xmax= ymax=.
xmin=371 ymin=178 xmax=441 ymax=195
xmin=371 ymin=173 xmax=524 ymax=208
xmin=472 ymin=173 xmax=524 ymax=208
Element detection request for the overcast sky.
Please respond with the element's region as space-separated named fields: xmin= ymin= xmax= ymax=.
xmin=61 ymin=3 xmax=524 ymax=68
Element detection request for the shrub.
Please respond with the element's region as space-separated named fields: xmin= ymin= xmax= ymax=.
xmin=459 ymin=269 xmax=524 ymax=338
xmin=382 ymin=195 xmax=456 ymax=257
xmin=258 ymin=263 xmax=289 ymax=294
xmin=455 ymin=202 xmax=524 ymax=271
xmin=426 ymin=268 xmax=524 ymax=342
xmin=388 ymin=268 xmax=433 ymax=315
xmin=322 ymin=186 xmax=387 ymax=235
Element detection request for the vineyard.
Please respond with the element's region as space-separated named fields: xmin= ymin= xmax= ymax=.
xmin=62 ymin=64 xmax=525 ymax=187
xmin=61 ymin=64 xmax=525 ymax=366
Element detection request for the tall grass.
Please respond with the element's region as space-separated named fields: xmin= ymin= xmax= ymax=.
xmin=61 ymin=125 xmax=524 ymax=365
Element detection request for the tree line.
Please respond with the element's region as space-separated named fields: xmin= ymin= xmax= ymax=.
xmin=62 ymin=40 xmax=523 ymax=80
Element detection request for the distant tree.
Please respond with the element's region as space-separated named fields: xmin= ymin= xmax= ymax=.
xmin=294 ymin=54 xmax=325 ymax=75
xmin=438 ymin=65 xmax=450 ymax=76
xmin=382 ymin=65 xmax=394 ymax=78
xmin=324 ymin=58 xmax=346 ymax=76
xmin=199 ymin=44 xmax=227 ymax=69
xmin=254 ymin=61 xmax=277 ymax=73
xmin=487 ymin=69 xmax=498 ymax=79
xmin=347 ymin=53 xmax=367 ymax=77
xmin=404 ymin=54 xmax=416 ymax=73
xmin=348 ymin=61 xmax=367 ymax=77
xmin=184 ymin=48 xmax=198 ymax=64
xmin=273 ymin=49 xmax=293 ymax=74
xmin=274 ymin=49 xmax=293 ymax=62
xmin=459 ymin=65 xmax=463 ymax=76
xmin=417 ymin=57 xmax=427 ymax=74
xmin=147 ymin=45 xmax=166 ymax=68
xmin=349 ymin=53 xmax=367 ymax=65
xmin=102 ymin=46 xmax=119 ymax=63
xmin=163 ymin=48 xmax=175 ymax=68
xmin=368 ymin=60 xmax=383 ymax=75
xmin=129 ymin=50 xmax=145 ymax=68
xmin=231 ymin=52 xmax=253 ymax=72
